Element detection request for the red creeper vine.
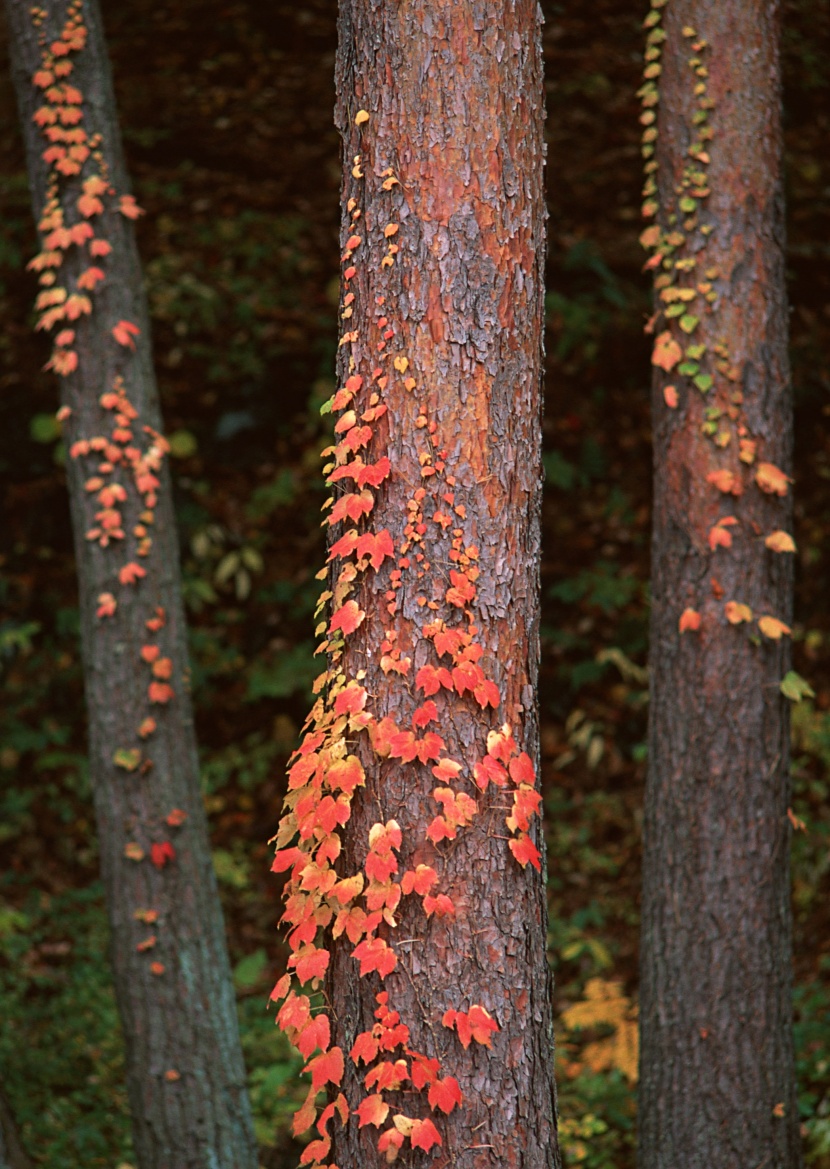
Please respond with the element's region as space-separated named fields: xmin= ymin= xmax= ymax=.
xmin=270 ymin=109 xmax=544 ymax=1165
xmin=27 ymin=0 xmax=184 ymax=989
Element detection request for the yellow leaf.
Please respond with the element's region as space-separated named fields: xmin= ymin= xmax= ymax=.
xmin=765 ymin=530 xmax=796 ymax=554
xmin=355 ymin=109 xmax=370 ymax=125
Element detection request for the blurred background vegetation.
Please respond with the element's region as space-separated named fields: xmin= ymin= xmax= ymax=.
xmin=0 ymin=0 xmax=828 ymax=1166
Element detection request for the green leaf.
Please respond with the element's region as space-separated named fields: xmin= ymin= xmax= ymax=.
xmin=693 ymin=373 xmax=713 ymax=392
xmin=678 ymin=361 xmax=700 ymax=376
xmin=30 ymin=413 xmax=61 ymax=443
xmin=780 ymin=671 xmax=815 ymax=703
xmin=167 ymin=429 xmax=198 ymax=458
xmin=679 ymin=196 xmax=697 ymax=213
xmin=679 ymin=314 xmax=699 ymax=334
xmin=233 ymin=948 xmax=268 ymax=991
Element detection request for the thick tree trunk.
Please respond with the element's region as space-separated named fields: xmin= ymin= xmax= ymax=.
xmin=3 ymin=4 xmax=257 ymax=1167
xmin=271 ymin=1 xmax=559 ymax=1166
xmin=639 ymin=2 xmax=801 ymax=1168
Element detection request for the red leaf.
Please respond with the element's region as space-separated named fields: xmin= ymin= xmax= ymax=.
xmin=112 ymin=319 xmax=140 ymax=349
xmin=409 ymin=1053 xmax=440 ymax=1089
xmin=350 ymin=1030 xmax=379 ymax=1065
xmin=467 ymin=1004 xmax=499 ymax=1046
xmin=412 ymin=701 xmax=438 ymax=729
xmin=401 ymin=865 xmax=438 ymax=896
xmin=508 ymin=751 xmax=535 ymax=785
xmin=119 ymin=562 xmax=146 ymax=585
xmin=333 ymin=682 xmax=368 ymax=716
xmin=432 ymin=757 xmax=462 ymax=782
xmin=410 ymin=1117 xmax=443 ymax=1152
xmin=352 ymin=936 xmax=397 ymax=978
xmin=150 ymin=841 xmax=175 ymax=868
xmin=303 ymin=1045 xmax=344 ymax=1092
xmin=148 ymin=681 xmax=174 ymax=704
xmin=428 ymin=1075 xmax=463 ymax=1115
xmin=377 ymin=1129 xmax=405 ymax=1159
xmin=329 ymin=600 xmax=365 ymax=635
xmin=508 ymin=833 xmax=541 ymax=871
xmin=297 ymin=1012 xmax=331 ymax=1059
xmin=291 ymin=945 xmax=330 ymax=985
xmin=356 ymin=529 xmax=395 ymax=569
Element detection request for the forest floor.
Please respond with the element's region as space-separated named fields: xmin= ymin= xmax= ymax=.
xmin=0 ymin=1 xmax=828 ymax=1166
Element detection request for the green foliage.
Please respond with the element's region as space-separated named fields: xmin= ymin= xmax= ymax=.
xmin=0 ymin=884 xmax=133 ymax=1168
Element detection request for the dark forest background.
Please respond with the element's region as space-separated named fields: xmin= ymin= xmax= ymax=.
xmin=0 ymin=1 xmax=828 ymax=1166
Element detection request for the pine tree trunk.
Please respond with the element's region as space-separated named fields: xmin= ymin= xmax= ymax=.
xmin=3 ymin=4 xmax=258 ymax=1166
xmin=270 ymin=1 xmax=559 ymax=1166
xmin=639 ymin=2 xmax=802 ymax=1167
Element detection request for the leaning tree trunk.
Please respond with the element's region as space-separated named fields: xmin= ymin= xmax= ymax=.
xmin=269 ymin=0 xmax=560 ymax=1166
xmin=638 ymin=1 xmax=801 ymax=1167
xmin=3 ymin=4 xmax=257 ymax=1167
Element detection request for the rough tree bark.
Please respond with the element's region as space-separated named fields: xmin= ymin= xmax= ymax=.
xmin=3 ymin=3 xmax=257 ymax=1166
xmin=270 ymin=1 xmax=559 ymax=1167
xmin=639 ymin=1 xmax=802 ymax=1167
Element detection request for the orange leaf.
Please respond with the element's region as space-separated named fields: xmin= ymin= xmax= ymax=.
xmin=663 ymin=384 xmax=678 ymax=408
xmin=756 ymin=462 xmax=790 ymax=496
xmin=652 ymin=330 xmax=682 ymax=372
xmin=678 ymin=608 xmax=701 ymax=633
xmin=706 ymin=469 xmax=741 ymax=495
xmin=119 ymin=194 xmax=144 ymax=219
xmin=96 ymin=591 xmax=116 ymax=618
xmin=292 ymin=1090 xmax=317 ymax=1137
xmin=357 ymin=1094 xmax=390 ymax=1129
xmin=708 ymin=524 xmax=733 ymax=551
xmin=758 ymin=615 xmax=791 ymax=640
xmin=724 ymin=601 xmax=753 ymax=625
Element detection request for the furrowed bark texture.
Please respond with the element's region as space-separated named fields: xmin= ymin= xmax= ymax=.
xmin=328 ymin=1 xmax=560 ymax=1165
xmin=4 ymin=4 xmax=257 ymax=1167
xmin=640 ymin=2 xmax=801 ymax=1168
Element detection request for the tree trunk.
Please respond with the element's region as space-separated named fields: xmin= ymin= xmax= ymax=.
xmin=3 ymin=4 xmax=257 ymax=1167
xmin=639 ymin=1 xmax=802 ymax=1167
xmin=270 ymin=1 xmax=560 ymax=1166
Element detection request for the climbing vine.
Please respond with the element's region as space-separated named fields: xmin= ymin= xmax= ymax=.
xmin=639 ymin=0 xmax=797 ymax=645
xmin=270 ymin=110 xmax=544 ymax=1165
xmin=26 ymin=0 xmax=185 ymax=983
